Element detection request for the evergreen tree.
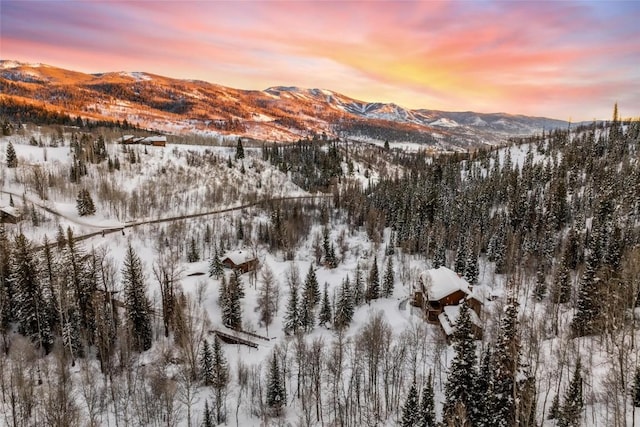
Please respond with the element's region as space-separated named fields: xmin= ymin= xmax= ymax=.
xmin=401 ymin=381 xmax=420 ymax=427
xmin=56 ymin=224 xmax=67 ymax=249
xmin=223 ymin=272 xmax=243 ymax=330
xmin=558 ymin=358 xmax=583 ymax=427
xmin=303 ymin=264 xmax=320 ymax=307
xmin=572 ymin=253 xmax=600 ymax=336
xmin=548 ymin=394 xmax=561 ymax=420
xmin=211 ymin=337 xmax=229 ymax=423
xmin=443 ymin=302 xmax=477 ymax=423
xmin=202 ymin=400 xmax=214 ymax=427
xmin=433 ymin=245 xmax=446 ymax=269
xmin=322 ymin=227 xmax=331 ymax=265
xmin=0 ymin=224 xmax=14 ymax=332
xmin=334 ymin=276 xmax=354 ymax=330
xmin=473 ymin=348 xmax=493 ymax=426
xmin=6 ymin=141 xmax=17 ymax=168
xmin=235 ymin=138 xmax=244 ymax=160
xmin=200 ymin=339 xmax=214 ymax=385
xmin=63 ymin=228 xmax=96 ymax=347
xmin=464 ymin=252 xmax=479 ymax=285
xmin=299 ymin=290 xmax=315 ymax=333
xmin=209 ymin=248 xmax=224 ymax=279
xmin=382 ymin=256 xmax=394 ymax=298
xmin=284 ymin=283 xmax=300 ymax=335
xmin=533 ymin=268 xmax=547 ymax=301
xmin=553 ymin=255 xmax=571 ymax=304
xmin=122 ymin=242 xmax=153 ymax=352
xmin=454 ymin=239 xmax=467 ymax=275
xmin=318 ymin=282 xmax=332 ymax=326
xmin=366 ymin=256 xmax=380 ymax=302
xmin=353 ymin=263 xmax=364 ymax=306
xmin=11 ymin=233 xmax=53 ymax=352
xmin=76 ymin=189 xmax=96 ymax=216
xmin=420 ymin=372 xmax=436 ymax=427
xmin=490 ymin=296 xmax=520 ymax=427
xmin=266 ymin=352 xmax=285 ymax=416
xmin=633 ymin=366 xmax=640 ymax=407
xmin=187 ymin=237 xmax=200 ymax=262
xmin=327 ymin=243 xmax=338 ymax=268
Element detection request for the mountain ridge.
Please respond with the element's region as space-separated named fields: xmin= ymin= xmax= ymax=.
xmin=0 ymin=60 xmax=570 ymax=148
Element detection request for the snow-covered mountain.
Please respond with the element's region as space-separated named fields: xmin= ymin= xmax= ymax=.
xmin=0 ymin=60 xmax=569 ymax=147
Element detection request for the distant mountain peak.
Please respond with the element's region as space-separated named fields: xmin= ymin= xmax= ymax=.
xmin=0 ymin=60 xmax=571 ymax=148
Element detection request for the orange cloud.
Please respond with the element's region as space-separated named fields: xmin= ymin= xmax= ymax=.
xmin=2 ymin=0 xmax=639 ymax=119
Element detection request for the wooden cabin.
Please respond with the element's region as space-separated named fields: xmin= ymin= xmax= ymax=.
xmin=221 ymin=250 xmax=258 ymax=274
xmin=142 ymin=136 xmax=167 ymax=147
xmin=413 ymin=266 xmax=483 ymax=337
xmin=0 ymin=206 xmax=21 ymax=224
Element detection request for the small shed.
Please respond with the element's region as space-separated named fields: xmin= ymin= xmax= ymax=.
xmin=0 ymin=206 xmax=22 ymax=224
xmin=221 ymin=250 xmax=258 ymax=274
xmin=413 ymin=266 xmax=483 ymax=332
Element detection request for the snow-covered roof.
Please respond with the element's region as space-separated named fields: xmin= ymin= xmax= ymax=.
xmin=223 ymin=250 xmax=255 ymax=265
xmin=0 ymin=206 xmax=20 ymax=217
xmin=142 ymin=136 xmax=166 ymax=142
xmin=419 ymin=267 xmax=471 ymax=301
xmin=438 ymin=305 xmax=482 ymax=336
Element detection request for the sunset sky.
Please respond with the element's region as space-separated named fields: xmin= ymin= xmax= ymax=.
xmin=2 ymin=0 xmax=639 ymax=121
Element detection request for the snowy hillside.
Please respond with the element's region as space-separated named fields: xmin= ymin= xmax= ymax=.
xmin=1 ymin=117 xmax=640 ymax=427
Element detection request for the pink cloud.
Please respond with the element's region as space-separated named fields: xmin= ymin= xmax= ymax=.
xmin=2 ymin=0 xmax=639 ymax=119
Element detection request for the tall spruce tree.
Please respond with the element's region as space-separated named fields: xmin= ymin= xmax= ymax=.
xmin=353 ymin=263 xmax=364 ymax=306
xmin=200 ymin=339 xmax=214 ymax=385
xmin=318 ymin=282 xmax=332 ymax=326
xmin=490 ymin=296 xmax=520 ymax=427
xmin=122 ymin=242 xmax=153 ymax=352
xmin=366 ymin=256 xmax=380 ymax=302
xmin=473 ymin=347 xmax=493 ymax=426
xmin=187 ymin=237 xmax=199 ymax=262
xmin=303 ymin=264 xmax=320 ymax=307
xmin=443 ymin=302 xmax=477 ymax=423
xmin=464 ymin=252 xmax=479 ymax=285
xmin=401 ymin=382 xmax=420 ymax=427
xmin=633 ymin=366 xmax=640 ymax=408
xmin=334 ymin=276 xmax=354 ymax=330
xmin=382 ymin=256 xmax=394 ymax=298
xmin=558 ymin=358 xmax=583 ymax=427
xmin=420 ymin=372 xmax=436 ymax=427
xmin=11 ymin=233 xmax=53 ymax=352
xmin=203 ymin=400 xmax=214 ymax=427
xmin=572 ymin=252 xmax=600 ymax=336
xmin=454 ymin=239 xmax=467 ymax=275
xmin=223 ymin=272 xmax=243 ymax=330
xmin=209 ymin=248 xmax=224 ymax=279
xmin=211 ymin=337 xmax=229 ymax=423
xmin=0 ymin=224 xmax=14 ymax=332
xmin=266 ymin=352 xmax=286 ymax=416
xmin=284 ymin=283 xmax=300 ymax=335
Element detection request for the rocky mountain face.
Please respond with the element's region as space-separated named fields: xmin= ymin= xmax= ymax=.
xmin=0 ymin=60 xmax=568 ymax=148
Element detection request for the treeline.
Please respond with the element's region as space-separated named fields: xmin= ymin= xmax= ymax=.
xmin=262 ymin=140 xmax=343 ymax=192
xmin=0 ymin=98 xmax=136 ymax=131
